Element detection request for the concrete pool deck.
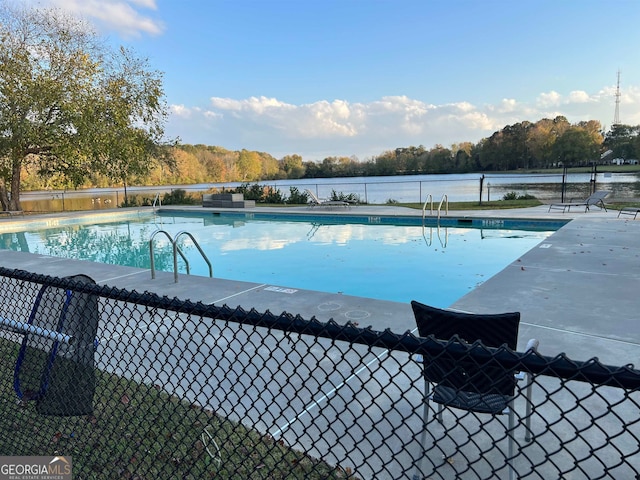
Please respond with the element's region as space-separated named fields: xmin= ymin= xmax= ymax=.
xmin=0 ymin=203 xmax=638 ymax=478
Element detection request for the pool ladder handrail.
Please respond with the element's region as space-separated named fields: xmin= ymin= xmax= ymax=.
xmin=149 ymin=229 xmax=213 ymax=283
xmin=437 ymin=194 xmax=448 ymax=220
xmin=421 ymin=194 xmax=433 ymax=218
xmin=422 ymin=194 xmax=448 ymax=222
xmin=152 ymin=192 xmax=162 ymax=212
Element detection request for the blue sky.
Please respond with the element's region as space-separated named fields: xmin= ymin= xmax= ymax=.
xmin=24 ymin=0 xmax=640 ymax=161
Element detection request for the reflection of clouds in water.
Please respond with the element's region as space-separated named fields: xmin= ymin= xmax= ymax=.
xmin=206 ymin=221 xmax=549 ymax=253
xmin=311 ymin=224 xmax=420 ymax=246
xmin=217 ymin=222 xmax=308 ymax=251
xmin=216 ymin=223 xmax=425 ymax=251
xmin=220 ymin=237 xmax=294 ymax=252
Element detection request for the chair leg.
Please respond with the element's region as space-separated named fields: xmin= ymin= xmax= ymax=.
xmin=507 ymin=405 xmax=516 ymax=480
xmin=413 ymin=382 xmax=431 ymax=480
xmin=524 ymin=373 xmax=534 ymax=442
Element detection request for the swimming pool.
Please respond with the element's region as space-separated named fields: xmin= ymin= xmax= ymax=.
xmin=0 ymin=211 xmax=557 ymax=306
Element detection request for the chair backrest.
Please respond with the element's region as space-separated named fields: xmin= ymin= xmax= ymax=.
xmin=305 ymin=189 xmax=321 ymax=203
xmin=15 ymin=274 xmax=98 ymax=415
xmin=586 ymin=191 xmax=609 ymax=203
xmin=411 ymin=300 xmax=520 ymax=396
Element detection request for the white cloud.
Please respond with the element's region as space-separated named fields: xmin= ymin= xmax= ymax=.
xmin=457 ymin=111 xmax=495 ymax=131
xmin=128 ymin=0 xmax=157 ymax=8
xmin=166 ymin=84 xmax=626 ymax=160
xmin=210 ymin=97 xmax=245 ymax=112
xmin=203 ymin=110 xmax=222 ymax=119
xmin=170 ymin=104 xmax=192 ymax=119
xmin=209 ymin=97 xmax=356 ymax=138
xmin=537 ymin=91 xmax=562 ymax=108
xmin=43 ymin=0 xmax=163 ymax=38
xmin=451 ymin=101 xmax=476 ymax=113
xmin=498 ymin=98 xmax=519 ymax=113
xmin=568 ymin=90 xmax=592 ymax=103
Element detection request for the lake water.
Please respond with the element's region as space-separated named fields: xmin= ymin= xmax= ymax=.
xmin=19 ymin=171 xmax=640 ymax=212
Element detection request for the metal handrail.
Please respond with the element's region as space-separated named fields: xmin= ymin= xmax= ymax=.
xmin=421 ymin=194 xmax=433 ymax=221
xmin=149 ymin=229 xmax=190 ymax=282
xmin=152 ymin=192 xmax=161 ymax=211
xmin=437 ymin=194 xmax=448 ymax=221
xmin=173 ymin=231 xmax=213 ymax=283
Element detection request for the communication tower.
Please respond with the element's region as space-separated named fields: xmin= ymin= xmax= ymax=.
xmin=613 ymin=70 xmax=621 ymax=126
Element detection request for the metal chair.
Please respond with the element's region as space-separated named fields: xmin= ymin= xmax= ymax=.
xmin=410 ymin=300 xmax=538 ymax=480
xmin=13 ymin=274 xmax=99 ymax=416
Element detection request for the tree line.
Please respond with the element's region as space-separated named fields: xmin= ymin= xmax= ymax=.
xmin=17 ymin=117 xmax=640 ymax=195
xmin=94 ymin=117 xmax=636 ymax=185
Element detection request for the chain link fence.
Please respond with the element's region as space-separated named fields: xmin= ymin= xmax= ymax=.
xmin=0 ymin=268 xmax=638 ymax=479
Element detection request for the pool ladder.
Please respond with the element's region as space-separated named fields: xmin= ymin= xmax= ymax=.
xmin=422 ymin=194 xmax=449 ymax=248
xmin=149 ymin=230 xmax=213 ymax=283
xmin=422 ymin=194 xmax=448 ymax=222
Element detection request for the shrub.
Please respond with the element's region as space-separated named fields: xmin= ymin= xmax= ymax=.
xmin=233 ymin=183 xmax=285 ymax=203
xmin=162 ymin=189 xmax=198 ymax=205
xmin=119 ymin=194 xmax=154 ymax=208
xmin=286 ymin=187 xmax=309 ymax=205
xmin=235 ymin=183 xmax=265 ymax=201
xmin=262 ymin=186 xmax=284 ymax=204
xmin=502 ymin=191 xmax=537 ymax=201
xmin=329 ymin=190 xmax=362 ymax=204
xmin=516 ymin=193 xmax=537 ymax=200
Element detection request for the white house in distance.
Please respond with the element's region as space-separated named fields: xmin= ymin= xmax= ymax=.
xmin=611 ymin=158 xmax=639 ymax=165
xmin=603 ymin=151 xmax=639 ymax=165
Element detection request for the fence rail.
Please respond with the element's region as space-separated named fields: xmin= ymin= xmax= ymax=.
xmin=0 ymin=268 xmax=639 ymax=479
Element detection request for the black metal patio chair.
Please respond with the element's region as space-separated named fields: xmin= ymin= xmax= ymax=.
xmin=13 ymin=274 xmax=99 ymax=416
xmin=411 ymin=300 xmax=538 ymax=480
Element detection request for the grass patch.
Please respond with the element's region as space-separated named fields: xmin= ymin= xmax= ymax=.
xmin=389 ymin=199 xmax=543 ymax=210
xmin=0 ymin=338 xmax=357 ymax=479
xmin=608 ymin=202 xmax=640 ymax=210
xmin=509 ymin=165 xmax=640 ymax=174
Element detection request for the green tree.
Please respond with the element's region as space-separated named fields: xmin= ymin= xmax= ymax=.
xmin=280 ymin=154 xmax=306 ymax=178
xmin=604 ymin=124 xmax=639 ymax=160
xmin=553 ymin=127 xmax=600 ymax=166
xmin=427 ymin=145 xmax=453 ymax=172
xmin=260 ymin=152 xmax=280 ymax=179
xmin=87 ymin=48 xmax=174 ymax=203
xmin=236 ymin=149 xmax=262 ymax=181
xmin=373 ymin=151 xmax=397 ymax=175
xmin=526 ymin=118 xmax=556 ymax=168
xmin=0 ymin=2 xmax=171 ymax=210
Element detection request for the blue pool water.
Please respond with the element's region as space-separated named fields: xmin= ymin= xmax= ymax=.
xmin=0 ymin=211 xmax=556 ymax=307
